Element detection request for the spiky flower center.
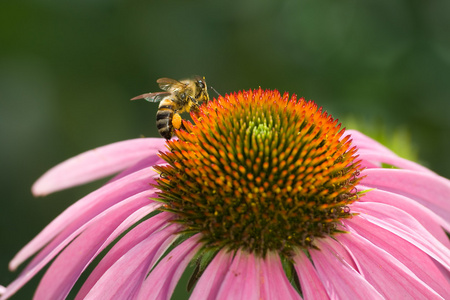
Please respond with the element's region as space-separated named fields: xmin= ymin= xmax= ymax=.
xmin=155 ymin=89 xmax=362 ymax=257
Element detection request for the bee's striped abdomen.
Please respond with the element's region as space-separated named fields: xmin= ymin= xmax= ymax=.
xmin=156 ymin=99 xmax=176 ymax=139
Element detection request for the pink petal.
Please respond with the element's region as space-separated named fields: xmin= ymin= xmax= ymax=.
xmin=100 ymin=202 xmax=163 ymax=248
xmin=344 ymin=130 xmax=437 ymax=174
xmin=357 ymin=149 xmax=435 ymax=174
xmin=215 ymin=250 xmax=260 ymax=299
xmin=10 ymin=167 xmax=158 ymax=271
xmin=292 ymin=250 xmax=329 ymax=300
xmin=32 ymin=138 xmax=166 ymax=196
xmin=17 ymin=193 xmax=157 ymax=282
xmin=258 ymin=252 xmax=301 ymax=300
xmin=344 ymin=216 xmax=450 ymax=298
xmin=76 ymin=212 xmax=173 ymax=299
xmin=310 ymin=238 xmax=384 ymax=299
xmin=213 ymin=250 xmax=300 ymax=299
xmin=344 ymin=130 xmax=396 ymax=156
xmin=135 ymin=235 xmax=202 ymax=300
xmin=83 ymin=224 xmax=180 ymax=300
xmin=338 ymin=227 xmax=443 ymax=299
xmin=2 ymin=193 xmax=157 ymax=300
xmin=108 ymin=155 xmax=166 ymax=183
xmin=360 ymin=168 xmax=450 ymax=221
xmin=358 ymin=160 xmax=382 ymax=170
xmin=190 ymin=249 xmax=234 ymax=299
xmin=358 ymin=188 xmax=450 ymax=247
xmin=320 ymin=233 xmax=359 ymax=272
xmin=351 ymin=201 xmax=450 ymax=271
xmin=31 ymin=197 xmax=158 ymax=300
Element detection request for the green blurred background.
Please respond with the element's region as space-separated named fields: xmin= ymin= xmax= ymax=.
xmin=1 ymin=0 xmax=449 ymax=298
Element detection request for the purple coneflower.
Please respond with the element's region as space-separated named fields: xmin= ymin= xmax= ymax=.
xmin=1 ymin=89 xmax=450 ymax=299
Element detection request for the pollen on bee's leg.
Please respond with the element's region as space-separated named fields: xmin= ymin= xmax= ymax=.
xmin=172 ymin=113 xmax=183 ymax=130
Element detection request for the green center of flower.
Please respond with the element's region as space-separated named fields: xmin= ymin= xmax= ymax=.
xmin=154 ymin=89 xmax=363 ymax=257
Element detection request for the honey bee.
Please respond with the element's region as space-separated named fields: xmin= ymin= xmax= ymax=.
xmin=131 ymin=76 xmax=210 ymax=139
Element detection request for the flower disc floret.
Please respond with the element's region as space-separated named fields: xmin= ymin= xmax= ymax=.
xmin=154 ymin=88 xmax=363 ymax=257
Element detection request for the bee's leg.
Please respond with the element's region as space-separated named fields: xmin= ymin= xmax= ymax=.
xmin=189 ymin=97 xmax=201 ymax=117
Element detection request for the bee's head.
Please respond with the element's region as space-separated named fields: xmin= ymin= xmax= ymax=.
xmin=194 ymin=76 xmax=210 ymax=102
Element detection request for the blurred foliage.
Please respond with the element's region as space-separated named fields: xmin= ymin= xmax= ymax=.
xmin=1 ymin=0 xmax=449 ymax=298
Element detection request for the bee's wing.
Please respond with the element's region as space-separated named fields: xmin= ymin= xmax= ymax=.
xmin=157 ymin=77 xmax=184 ymax=91
xmin=130 ymin=91 xmax=171 ymax=102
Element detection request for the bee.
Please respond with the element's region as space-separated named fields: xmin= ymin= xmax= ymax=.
xmin=131 ymin=76 xmax=210 ymax=139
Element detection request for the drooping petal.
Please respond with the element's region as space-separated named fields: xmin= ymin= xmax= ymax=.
xmin=320 ymin=235 xmax=359 ymax=272
xmin=357 ymin=149 xmax=435 ymax=174
xmin=344 ymin=216 xmax=450 ymax=298
xmin=211 ymin=250 xmax=300 ymax=299
xmin=215 ymin=250 xmax=261 ymax=300
xmin=344 ymin=130 xmax=396 ymax=156
xmin=136 ymin=235 xmax=202 ymax=300
xmin=338 ymin=227 xmax=443 ymax=299
xmin=100 ymin=202 xmax=163 ymax=249
xmin=2 ymin=193 xmax=159 ymax=300
xmin=34 ymin=200 xmax=154 ymax=300
xmin=83 ymin=223 xmax=180 ymax=300
xmin=190 ymin=249 xmax=234 ymax=299
xmin=351 ymin=201 xmax=450 ymax=271
xmin=361 ymin=168 xmax=450 ymax=221
xmin=344 ymin=130 xmax=438 ymax=173
xmin=310 ymin=238 xmax=384 ymax=299
xmin=292 ymin=250 xmax=329 ymax=300
xmin=32 ymin=198 xmax=160 ymax=300
xmin=358 ymin=188 xmax=450 ymax=247
xmin=76 ymin=212 xmax=173 ymax=299
xmin=107 ymin=154 xmax=165 ymax=183
xmin=10 ymin=167 xmax=158 ymax=271
xmin=32 ymin=138 xmax=166 ymax=196
xmin=258 ymin=252 xmax=301 ymax=300
xmin=17 ymin=190 xmax=157 ymax=280
xmin=357 ymin=159 xmax=382 ymax=170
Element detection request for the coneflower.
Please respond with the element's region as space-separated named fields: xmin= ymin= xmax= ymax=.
xmin=1 ymin=89 xmax=449 ymax=299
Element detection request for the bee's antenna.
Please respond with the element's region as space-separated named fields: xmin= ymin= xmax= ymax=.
xmin=209 ymin=86 xmax=222 ymax=97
